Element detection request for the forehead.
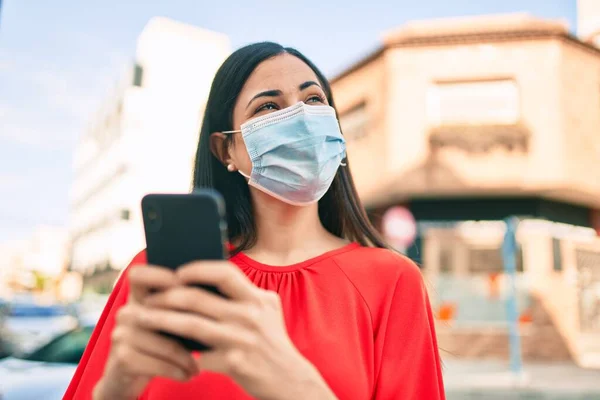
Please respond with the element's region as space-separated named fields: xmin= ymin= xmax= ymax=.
xmin=239 ymin=54 xmax=321 ymax=96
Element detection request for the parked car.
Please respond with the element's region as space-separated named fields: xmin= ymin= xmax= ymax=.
xmin=0 ymin=300 xmax=13 ymax=359
xmin=0 ymin=332 xmax=15 ymax=360
xmin=2 ymin=303 xmax=78 ymax=356
xmin=0 ymin=314 xmax=98 ymax=400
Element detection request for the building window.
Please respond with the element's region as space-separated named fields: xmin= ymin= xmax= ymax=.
xmin=468 ymin=245 xmax=523 ymax=274
xmin=468 ymin=247 xmax=504 ymax=274
xmin=427 ymin=79 xmax=519 ymax=125
xmin=439 ymin=245 xmax=452 ymax=273
xmin=133 ymin=63 xmax=144 ymax=87
xmin=120 ymin=209 xmax=130 ymax=221
xmin=339 ymin=101 xmax=369 ymax=141
xmin=577 ymin=249 xmax=600 ymax=333
xmin=552 ymin=238 xmax=562 ymax=271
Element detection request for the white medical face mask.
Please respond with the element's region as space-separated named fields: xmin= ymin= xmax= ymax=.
xmin=223 ymin=102 xmax=347 ymax=206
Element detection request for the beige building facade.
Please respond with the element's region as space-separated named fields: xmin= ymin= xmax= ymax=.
xmin=334 ymin=13 xmax=600 ymax=211
xmin=331 ymin=13 xmax=600 ymax=367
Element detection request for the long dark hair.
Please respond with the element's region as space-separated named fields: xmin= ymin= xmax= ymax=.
xmin=192 ymin=42 xmax=389 ymax=254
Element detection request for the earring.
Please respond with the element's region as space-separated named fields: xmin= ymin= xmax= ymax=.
xmin=227 ymin=164 xmax=236 ymax=172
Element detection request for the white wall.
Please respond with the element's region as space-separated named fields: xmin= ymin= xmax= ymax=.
xmin=69 ymin=18 xmax=230 ymax=275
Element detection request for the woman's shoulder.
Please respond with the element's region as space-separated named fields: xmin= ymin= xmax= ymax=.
xmin=331 ymin=245 xmax=426 ymax=324
xmin=334 ymin=244 xmax=421 ymax=281
xmin=131 ymin=249 xmax=148 ymax=265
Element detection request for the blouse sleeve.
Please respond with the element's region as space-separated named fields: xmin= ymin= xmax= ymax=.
xmin=372 ymin=261 xmax=445 ymax=400
xmin=63 ymin=251 xmax=147 ymax=400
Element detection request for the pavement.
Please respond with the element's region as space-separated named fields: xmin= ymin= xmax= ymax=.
xmin=442 ymin=358 xmax=600 ymax=399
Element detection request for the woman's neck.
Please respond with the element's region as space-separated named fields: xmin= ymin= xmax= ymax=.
xmin=243 ymin=190 xmax=346 ymax=265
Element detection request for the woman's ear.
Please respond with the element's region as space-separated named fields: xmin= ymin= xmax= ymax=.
xmin=209 ymin=132 xmax=233 ymax=166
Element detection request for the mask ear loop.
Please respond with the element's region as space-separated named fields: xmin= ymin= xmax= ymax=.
xmin=222 ymin=129 xmax=346 ymax=168
xmin=216 ymin=130 xmax=244 ymax=174
xmin=218 ymin=130 xmax=253 ymax=180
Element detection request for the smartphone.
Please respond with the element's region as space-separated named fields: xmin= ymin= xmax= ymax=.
xmin=141 ymin=190 xmax=228 ymax=351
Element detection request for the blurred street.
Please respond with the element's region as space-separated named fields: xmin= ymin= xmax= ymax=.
xmin=444 ymin=358 xmax=600 ymax=399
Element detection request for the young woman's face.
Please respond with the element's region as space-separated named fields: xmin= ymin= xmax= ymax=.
xmin=226 ymin=53 xmax=330 ymax=176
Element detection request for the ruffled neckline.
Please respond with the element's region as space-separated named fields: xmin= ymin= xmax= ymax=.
xmin=231 ymin=242 xmax=360 ymax=273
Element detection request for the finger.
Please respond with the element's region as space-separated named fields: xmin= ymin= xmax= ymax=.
xmin=111 ymin=345 xmax=191 ymax=382
xmin=112 ymin=325 xmax=197 ymax=376
xmin=136 ymin=307 xmax=256 ymax=349
xmin=196 ymin=349 xmax=250 ymax=378
xmin=144 ymin=286 xmax=260 ymax=326
xmin=128 ymin=265 xmax=179 ymax=303
xmin=195 ymin=349 xmax=228 ymax=374
xmin=177 ymin=261 xmax=257 ymax=301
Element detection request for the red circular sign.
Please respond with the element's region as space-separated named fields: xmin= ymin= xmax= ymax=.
xmin=382 ymin=206 xmax=417 ymax=248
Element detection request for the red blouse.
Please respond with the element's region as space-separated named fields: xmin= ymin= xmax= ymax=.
xmin=64 ymin=243 xmax=445 ymax=399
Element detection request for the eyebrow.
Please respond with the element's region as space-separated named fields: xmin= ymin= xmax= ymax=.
xmin=246 ymin=81 xmax=323 ymax=109
xmin=246 ymin=90 xmax=283 ymax=109
xmin=299 ymin=80 xmax=321 ymax=91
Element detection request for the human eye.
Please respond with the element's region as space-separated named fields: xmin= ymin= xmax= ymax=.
xmin=254 ymin=102 xmax=279 ymax=115
xmin=305 ymin=93 xmax=327 ymax=105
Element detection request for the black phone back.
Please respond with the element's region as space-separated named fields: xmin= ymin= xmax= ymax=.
xmin=142 ymin=191 xmax=228 ymax=267
xmin=141 ymin=190 xmax=228 ymax=351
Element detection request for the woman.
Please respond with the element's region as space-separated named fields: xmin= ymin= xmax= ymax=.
xmin=65 ymin=42 xmax=444 ymax=400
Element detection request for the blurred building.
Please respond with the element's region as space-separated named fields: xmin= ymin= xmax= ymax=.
xmin=69 ymin=17 xmax=230 ymax=292
xmin=332 ymin=13 xmax=600 ymax=367
xmin=0 ymin=240 xmax=28 ymax=299
xmin=0 ymin=226 xmax=70 ymax=300
xmin=578 ymin=0 xmax=600 ymax=47
xmin=22 ymin=226 xmax=70 ymax=277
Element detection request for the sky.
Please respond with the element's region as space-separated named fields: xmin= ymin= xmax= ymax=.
xmin=0 ymin=0 xmax=577 ymax=243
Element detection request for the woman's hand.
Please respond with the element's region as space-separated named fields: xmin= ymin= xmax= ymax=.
xmin=142 ymin=261 xmax=337 ymax=400
xmin=93 ymin=267 xmax=198 ymax=400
